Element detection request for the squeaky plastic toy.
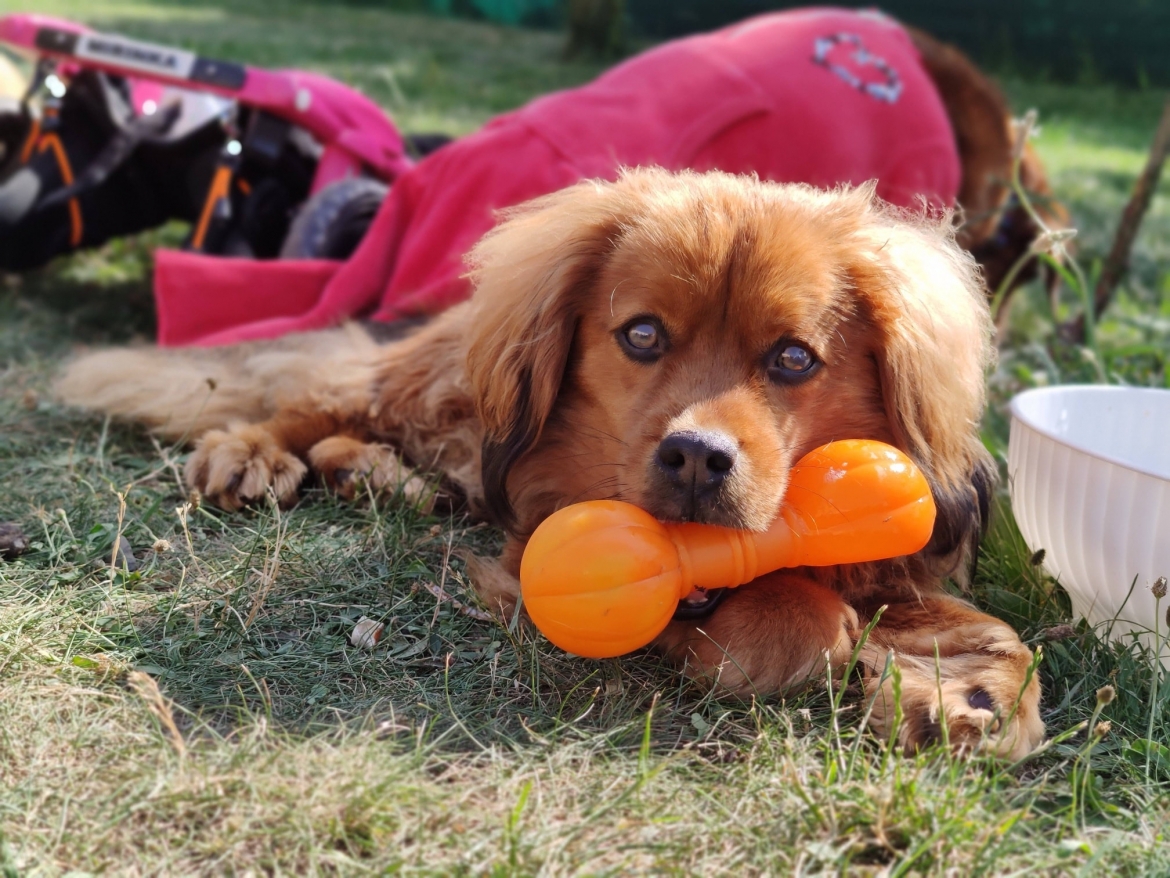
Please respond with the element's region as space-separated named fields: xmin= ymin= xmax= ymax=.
xmin=519 ymin=439 xmax=936 ymax=658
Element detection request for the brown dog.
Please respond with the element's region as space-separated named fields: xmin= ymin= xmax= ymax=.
xmin=58 ymin=169 xmax=1044 ymax=758
xmin=909 ymin=26 xmax=1069 ymax=308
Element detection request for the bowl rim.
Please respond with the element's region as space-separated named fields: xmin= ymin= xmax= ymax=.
xmin=1009 ymin=384 xmax=1170 ymax=483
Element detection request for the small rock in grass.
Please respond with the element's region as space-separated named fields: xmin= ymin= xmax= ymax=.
xmin=350 ymin=616 xmax=385 ymax=650
xmin=1039 ymin=624 xmax=1077 ymax=642
xmin=0 ymin=522 xmax=29 ymax=560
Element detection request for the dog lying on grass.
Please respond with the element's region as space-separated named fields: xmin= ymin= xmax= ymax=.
xmin=58 ymin=168 xmax=1044 ymax=758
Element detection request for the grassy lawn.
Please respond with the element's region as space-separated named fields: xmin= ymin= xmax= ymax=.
xmin=2 ymin=1 xmax=1170 ymax=873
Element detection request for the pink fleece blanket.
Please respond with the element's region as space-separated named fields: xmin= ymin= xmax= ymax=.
xmin=155 ymin=7 xmax=959 ymax=346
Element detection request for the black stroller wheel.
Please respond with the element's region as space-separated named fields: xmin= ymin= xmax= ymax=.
xmin=279 ymin=176 xmax=387 ymax=261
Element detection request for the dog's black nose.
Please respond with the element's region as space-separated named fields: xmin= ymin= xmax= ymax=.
xmin=656 ymin=430 xmax=738 ymax=490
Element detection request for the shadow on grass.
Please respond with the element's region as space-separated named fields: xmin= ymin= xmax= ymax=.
xmin=5 ymin=276 xmax=157 ymax=350
xmin=0 ymin=225 xmax=178 ymax=356
xmin=1 ymin=398 xmax=753 ymax=756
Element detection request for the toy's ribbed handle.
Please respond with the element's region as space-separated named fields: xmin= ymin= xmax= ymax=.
xmin=665 ymin=521 xmax=795 ymax=593
xmin=663 ymin=440 xmax=935 ymax=595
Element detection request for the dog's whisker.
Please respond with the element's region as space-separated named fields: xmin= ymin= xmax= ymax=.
xmin=565 ymin=431 xmax=629 ymax=449
xmin=544 ymin=449 xmax=626 ymax=465
xmin=563 ymin=476 xmax=626 ymax=505
xmin=545 ymin=459 xmax=628 ymax=475
xmin=574 ymin=476 xmax=622 ymax=494
xmin=554 ymin=419 xmax=629 ymax=447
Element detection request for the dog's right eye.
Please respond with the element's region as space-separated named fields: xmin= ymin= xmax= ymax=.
xmin=766 ymin=340 xmax=820 ymax=385
xmin=617 ymin=318 xmax=667 ymax=362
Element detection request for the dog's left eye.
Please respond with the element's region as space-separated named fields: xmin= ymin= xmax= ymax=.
xmin=767 ymin=341 xmax=819 ymax=384
xmin=617 ymin=318 xmax=667 ymax=362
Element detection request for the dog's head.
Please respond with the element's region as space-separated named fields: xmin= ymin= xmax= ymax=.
xmin=465 ymin=169 xmax=994 ymax=576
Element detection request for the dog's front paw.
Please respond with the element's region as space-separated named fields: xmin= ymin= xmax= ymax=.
xmin=460 ymin=549 xmax=521 ymax=619
xmin=865 ymin=643 xmax=1044 ymax=759
xmin=185 ymin=425 xmax=307 ymax=511
xmin=657 ymin=574 xmax=859 ymax=697
xmin=307 ymin=436 xmax=433 ymax=510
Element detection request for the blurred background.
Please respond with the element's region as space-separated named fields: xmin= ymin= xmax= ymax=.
xmin=386 ymin=0 xmax=1170 ymax=86
xmin=6 ymin=0 xmax=1166 ymax=360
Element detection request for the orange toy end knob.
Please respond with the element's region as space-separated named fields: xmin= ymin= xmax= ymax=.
xmin=520 ymin=501 xmax=685 ymax=659
xmin=779 ymin=439 xmax=937 ymax=566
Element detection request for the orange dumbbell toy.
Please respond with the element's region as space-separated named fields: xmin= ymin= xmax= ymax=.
xmin=520 ymin=440 xmax=936 ymax=659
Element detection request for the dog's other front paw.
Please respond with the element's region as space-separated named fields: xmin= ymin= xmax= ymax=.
xmin=307 ymin=436 xmax=433 ymax=510
xmin=185 ymin=424 xmax=308 ymax=511
xmin=863 ymin=631 xmax=1044 ymax=759
xmin=657 ymin=573 xmax=859 ymax=697
xmin=460 ymin=549 xmax=521 ymax=619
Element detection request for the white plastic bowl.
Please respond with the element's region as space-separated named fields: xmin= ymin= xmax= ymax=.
xmin=1008 ymin=385 xmax=1170 ymax=655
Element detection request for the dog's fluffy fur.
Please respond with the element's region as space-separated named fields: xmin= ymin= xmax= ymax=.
xmin=58 ymin=168 xmax=1044 ymax=757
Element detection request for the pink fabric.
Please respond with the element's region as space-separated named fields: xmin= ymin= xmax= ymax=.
xmin=155 ymin=250 xmax=343 ymax=346
xmin=155 ymin=7 xmax=960 ymax=347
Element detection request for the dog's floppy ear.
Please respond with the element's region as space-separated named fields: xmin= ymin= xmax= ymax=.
xmin=849 ymin=203 xmax=997 ymax=571
xmin=464 ymin=179 xmax=625 ymax=533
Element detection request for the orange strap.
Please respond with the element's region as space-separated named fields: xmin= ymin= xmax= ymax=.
xmin=18 ymin=117 xmax=40 ymax=164
xmin=191 ymin=164 xmax=233 ymax=251
xmin=37 ymin=132 xmax=83 ymax=247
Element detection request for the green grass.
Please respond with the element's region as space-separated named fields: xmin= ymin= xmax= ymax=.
xmin=2 ymin=1 xmax=1170 ymax=873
